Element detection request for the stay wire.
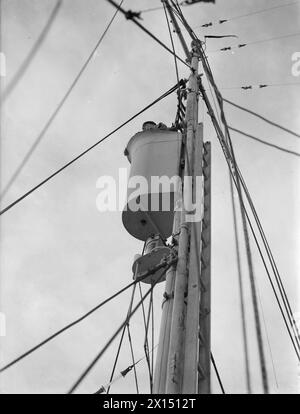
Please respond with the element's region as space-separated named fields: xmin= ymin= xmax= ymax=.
xmin=163 ymin=1 xmax=180 ymax=84
xmin=0 ymin=0 xmax=125 ymax=199
xmin=0 ymin=81 xmax=182 ymax=216
xmin=1 ymin=0 xmax=63 ymax=102
xmin=67 ymin=265 xmax=171 ymax=394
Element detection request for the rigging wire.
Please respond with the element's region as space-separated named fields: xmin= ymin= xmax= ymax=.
xmin=139 ymin=283 xmax=153 ymax=394
xmin=0 ymin=80 xmax=182 ymax=216
xmin=94 ymin=345 xmax=158 ymax=394
xmin=67 ymin=264 xmax=171 ymax=394
xmin=1 ymin=0 xmax=63 ymax=102
xmin=208 ymin=32 xmax=300 ymax=53
xmin=210 ymin=352 xmax=225 ymax=394
xmin=229 ymin=176 xmax=251 ymax=393
xmin=0 ymin=0 xmax=125 ymax=200
xmin=194 ymin=1 xmax=300 ymax=28
xmin=139 ymin=0 xmax=211 ymax=14
xmin=200 ymin=79 xmax=300 ymax=362
xmin=136 ymin=237 xmax=153 ymax=393
xmin=0 ymin=278 xmax=137 ymax=374
xmin=106 ymin=282 xmax=136 ymax=394
xmin=229 ymin=127 xmax=300 ymax=158
xmin=206 ymin=71 xmax=300 ymax=357
xmin=106 ymin=0 xmax=190 ymax=69
xmin=224 ymin=98 xmax=300 ymax=139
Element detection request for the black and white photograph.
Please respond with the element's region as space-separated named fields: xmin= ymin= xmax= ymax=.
xmin=0 ymin=0 xmax=299 ymax=397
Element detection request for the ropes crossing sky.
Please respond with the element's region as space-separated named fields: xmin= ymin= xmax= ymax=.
xmin=1 ymin=0 xmax=298 ymax=394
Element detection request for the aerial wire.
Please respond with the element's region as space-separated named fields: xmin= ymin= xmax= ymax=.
xmin=0 ymin=278 xmax=137 ymax=374
xmin=224 ymin=98 xmax=300 ymax=139
xmin=210 ymin=352 xmax=225 ymax=394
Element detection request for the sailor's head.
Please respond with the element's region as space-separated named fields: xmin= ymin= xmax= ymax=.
xmin=142 ymin=121 xmax=156 ymax=131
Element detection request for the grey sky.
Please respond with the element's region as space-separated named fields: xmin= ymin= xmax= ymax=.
xmin=0 ymin=0 xmax=299 ymax=394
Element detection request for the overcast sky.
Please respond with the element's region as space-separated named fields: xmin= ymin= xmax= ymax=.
xmin=0 ymin=0 xmax=300 ymax=394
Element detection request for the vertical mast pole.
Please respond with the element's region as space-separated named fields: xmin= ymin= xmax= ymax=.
xmin=182 ymin=123 xmax=203 ymax=393
xmin=198 ymin=141 xmax=211 ymax=394
xmin=154 ymin=1 xmax=194 ymax=394
xmin=166 ymin=44 xmax=200 ymax=394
